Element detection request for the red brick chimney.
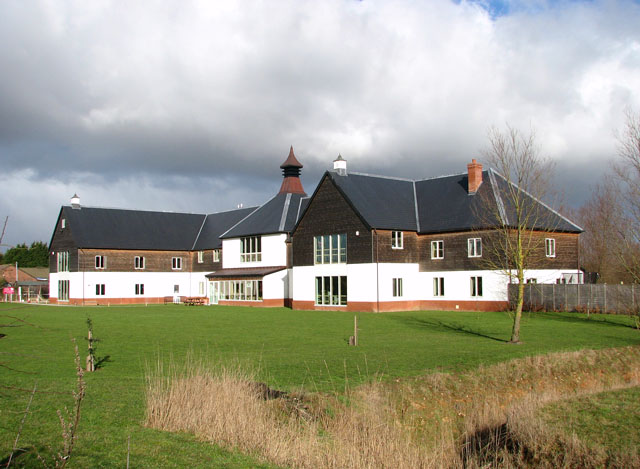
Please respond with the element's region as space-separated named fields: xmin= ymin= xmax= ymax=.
xmin=467 ymin=159 xmax=483 ymax=193
xmin=278 ymin=146 xmax=306 ymax=195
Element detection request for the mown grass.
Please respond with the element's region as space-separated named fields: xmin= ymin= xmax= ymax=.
xmin=540 ymin=386 xmax=640 ymax=452
xmin=1 ymin=302 xmax=639 ymax=467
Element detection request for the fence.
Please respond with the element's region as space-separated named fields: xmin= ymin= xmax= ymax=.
xmin=509 ymin=283 xmax=640 ymax=314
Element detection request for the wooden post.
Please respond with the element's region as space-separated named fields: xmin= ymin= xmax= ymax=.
xmin=86 ymin=329 xmax=95 ymax=372
xmin=354 ymin=315 xmax=358 ymax=347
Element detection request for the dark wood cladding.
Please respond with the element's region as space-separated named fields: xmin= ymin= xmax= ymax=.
xmin=49 ymin=213 xmax=78 ymax=272
xmin=78 ymin=249 xmax=193 ymax=273
xmin=419 ymin=230 xmax=580 ymax=272
xmin=191 ymin=250 xmax=222 ymax=272
xmin=373 ymin=230 xmax=421 ymax=263
xmin=293 ymin=177 xmax=371 ymax=266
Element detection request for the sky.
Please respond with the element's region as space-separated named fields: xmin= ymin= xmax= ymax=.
xmin=1 ymin=0 xmax=639 ymax=250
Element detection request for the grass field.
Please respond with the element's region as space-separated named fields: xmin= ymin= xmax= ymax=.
xmin=1 ymin=302 xmax=639 ymax=467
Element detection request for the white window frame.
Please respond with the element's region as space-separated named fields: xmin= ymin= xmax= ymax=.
xmin=95 ymin=255 xmax=106 ymax=269
xmin=57 ymin=252 xmax=69 ymax=272
xmin=217 ymin=280 xmax=263 ymax=301
xmin=96 ymin=284 xmax=106 ymax=296
xmin=470 ymin=276 xmax=483 ymax=297
xmin=315 ymin=276 xmax=347 ymax=306
xmin=431 ymin=240 xmax=444 ymax=259
xmin=545 ymin=238 xmax=556 ymax=258
xmin=134 ymin=256 xmax=145 ymax=270
xmin=172 ymin=257 xmax=182 ymax=270
xmin=392 ymin=278 xmax=403 ymax=297
xmin=61 ymin=218 xmax=66 ymax=229
xmin=314 ymin=234 xmax=347 ymax=264
xmin=433 ymin=277 xmax=445 ymax=297
xmin=213 ymin=249 xmax=220 ymax=262
xmin=135 ymin=284 xmax=144 ymax=295
xmin=58 ymin=279 xmax=69 ymax=301
xmin=197 ymin=251 xmax=204 ymax=263
xmin=198 ymin=281 xmax=205 ymax=295
xmin=240 ymin=236 xmax=262 ymax=263
xmin=391 ymin=231 xmax=404 ymax=249
xmin=468 ymin=238 xmax=482 ymax=258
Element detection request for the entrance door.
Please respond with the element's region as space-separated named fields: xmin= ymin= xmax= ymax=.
xmin=209 ymin=281 xmax=219 ymax=305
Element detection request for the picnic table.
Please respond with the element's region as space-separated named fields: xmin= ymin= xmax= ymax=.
xmin=183 ymin=297 xmax=206 ymax=306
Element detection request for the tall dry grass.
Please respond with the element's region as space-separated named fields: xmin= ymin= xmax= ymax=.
xmin=146 ymin=346 xmax=640 ymax=468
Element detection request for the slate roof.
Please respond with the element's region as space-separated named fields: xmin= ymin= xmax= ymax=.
xmin=221 ymin=193 xmax=309 ymax=238
xmin=317 ymin=169 xmax=582 ymax=234
xmin=57 ymin=205 xmax=258 ymax=251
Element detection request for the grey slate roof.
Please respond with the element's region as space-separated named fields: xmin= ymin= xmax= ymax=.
xmin=58 ymin=205 xmax=258 ymax=251
xmin=221 ymin=193 xmax=308 ymax=238
xmin=318 ymin=169 xmax=582 ymax=234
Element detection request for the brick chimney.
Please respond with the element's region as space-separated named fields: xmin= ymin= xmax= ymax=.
xmin=278 ymin=146 xmax=306 ymax=195
xmin=467 ymin=159 xmax=483 ymax=194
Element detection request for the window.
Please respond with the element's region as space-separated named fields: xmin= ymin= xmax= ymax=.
xmin=135 ymin=284 xmax=144 ymax=295
xmin=198 ymin=281 xmax=205 ymax=295
xmin=57 ymin=252 xmax=69 ymax=272
xmin=314 ymin=234 xmax=347 ymax=264
xmin=134 ymin=256 xmax=145 ymax=269
xmin=392 ymin=278 xmax=403 ymax=297
xmin=545 ymin=238 xmax=556 ymax=258
xmin=96 ymin=284 xmax=106 ymax=296
xmin=61 ymin=218 xmax=66 ymax=229
xmin=431 ymin=240 xmax=444 ymax=259
xmin=174 ymin=285 xmax=180 ymax=294
xmin=433 ymin=277 xmax=445 ymax=296
xmin=391 ymin=231 xmax=403 ymax=249
xmin=95 ymin=255 xmax=106 ymax=269
xmin=172 ymin=257 xmax=182 ymax=270
xmin=468 ymin=238 xmax=482 ymax=258
xmin=470 ymin=276 xmax=483 ymax=297
xmin=526 ymin=278 xmax=537 ymax=284
xmin=217 ymin=280 xmax=263 ymax=301
xmin=213 ymin=249 xmax=220 ymax=262
xmin=315 ymin=276 xmax=347 ymax=306
xmin=58 ymin=280 xmax=69 ymax=301
xmin=197 ymin=251 xmax=204 ymax=263
xmin=241 ymin=236 xmax=262 ymax=262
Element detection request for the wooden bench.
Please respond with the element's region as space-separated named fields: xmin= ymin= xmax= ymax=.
xmin=183 ymin=297 xmax=206 ymax=306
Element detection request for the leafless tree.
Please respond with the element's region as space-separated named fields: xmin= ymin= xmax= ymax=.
xmin=478 ymin=125 xmax=560 ymax=344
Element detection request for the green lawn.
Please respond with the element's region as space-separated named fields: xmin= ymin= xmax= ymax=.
xmin=541 ymin=386 xmax=640 ymax=452
xmin=1 ymin=303 xmax=639 ymax=467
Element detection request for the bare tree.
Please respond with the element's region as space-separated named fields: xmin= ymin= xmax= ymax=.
xmin=479 ymin=125 xmax=561 ymax=344
xmin=612 ymin=109 xmax=640 ymax=282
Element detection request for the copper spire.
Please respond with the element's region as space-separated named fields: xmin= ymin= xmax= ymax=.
xmin=278 ymin=146 xmax=306 ymax=195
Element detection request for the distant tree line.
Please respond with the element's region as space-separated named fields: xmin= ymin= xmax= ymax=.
xmin=577 ymin=110 xmax=640 ymax=284
xmin=0 ymin=241 xmax=49 ymax=267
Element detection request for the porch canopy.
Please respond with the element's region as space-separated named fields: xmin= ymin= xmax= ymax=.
xmin=205 ymin=266 xmax=286 ymax=280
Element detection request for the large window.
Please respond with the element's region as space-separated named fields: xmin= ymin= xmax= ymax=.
xmin=314 ymin=234 xmax=347 ymax=264
xmin=135 ymin=284 xmax=144 ymax=295
xmin=433 ymin=277 xmax=445 ymax=296
xmin=57 ymin=252 xmax=69 ymax=272
xmin=217 ymin=280 xmax=263 ymax=301
xmin=241 ymin=236 xmax=262 ymax=263
xmin=58 ymin=280 xmax=69 ymax=301
xmin=315 ymin=276 xmax=347 ymax=306
xmin=172 ymin=257 xmax=182 ymax=270
xmin=96 ymin=284 xmax=106 ymax=296
xmin=391 ymin=231 xmax=403 ymax=249
xmin=95 ymin=255 xmax=106 ymax=269
xmin=545 ymin=238 xmax=556 ymax=258
xmin=134 ymin=256 xmax=145 ymax=269
xmin=468 ymin=238 xmax=482 ymax=258
xmin=470 ymin=276 xmax=483 ymax=297
xmin=392 ymin=278 xmax=403 ymax=297
xmin=431 ymin=240 xmax=444 ymax=259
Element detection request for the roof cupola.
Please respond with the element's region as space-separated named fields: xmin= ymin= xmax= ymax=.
xmin=333 ymin=154 xmax=347 ymax=176
xmin=70 ymin=193 xmax=81 ymax=209
xmin=278 ymin=146 xmax=306 ymax=195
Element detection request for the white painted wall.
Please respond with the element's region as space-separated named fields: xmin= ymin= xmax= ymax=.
xmin=50 ymin=271 xmax=210 ymax=301
xmin=222 ymin=233 xmax=287 ymax=268
xmin=263 ymin=269 xmax=288 ymax=300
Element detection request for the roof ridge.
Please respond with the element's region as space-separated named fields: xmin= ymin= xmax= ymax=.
xmin=415 ymin=170 xmax=469 ymax=182
xmin=61 ymin=205 xmax=209 ymax=216
xmin=331 ymin=170 xmax=415 ymax=182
